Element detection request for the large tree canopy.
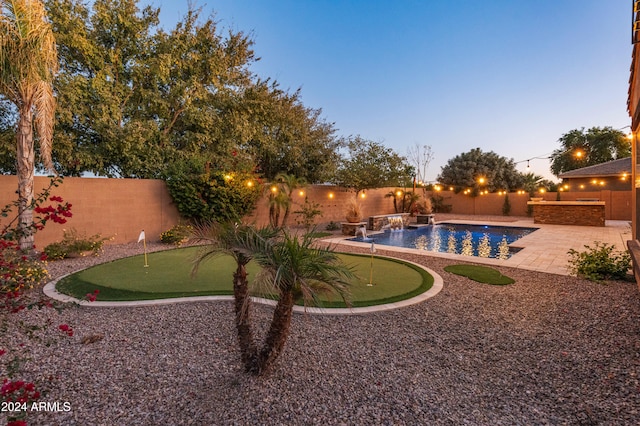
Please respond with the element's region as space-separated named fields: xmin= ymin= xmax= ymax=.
xmin=437 ymin=148 xmax=523 ymax=195
xmin=332 ymin=136 xmax=413 ymax=195
xmin=549 ymin=127 xmax=631 ymax=177
xmin=28 ymin=0 xmax=338 ymax=182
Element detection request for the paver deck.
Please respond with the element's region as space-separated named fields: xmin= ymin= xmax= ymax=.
xmin=327 ymin=217 xmax=631 ymax=276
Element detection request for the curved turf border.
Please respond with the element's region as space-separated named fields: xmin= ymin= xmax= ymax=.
xmin=55 ymin=251 xmax=434 ymax=308
xmin=315 ymin=253 xmax=434 ymax=308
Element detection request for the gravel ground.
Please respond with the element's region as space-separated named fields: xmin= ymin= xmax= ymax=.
xmin=2 ymin=241 xmax=640 ymax=425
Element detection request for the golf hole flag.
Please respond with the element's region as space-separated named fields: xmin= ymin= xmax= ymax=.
xmin=138 ymin=230 xmax=149 ymax=267
xmin=368 ymin=241 xmax=375 ymax=286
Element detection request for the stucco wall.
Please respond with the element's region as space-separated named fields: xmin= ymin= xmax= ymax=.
xmin=0 ymin=176 xmax=631 ymax=251
xmin=0 ymin=176 xmax=181 ymax=248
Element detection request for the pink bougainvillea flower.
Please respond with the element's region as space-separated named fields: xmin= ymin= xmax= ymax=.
xmin=0 ymin=349 xmax=6 ymax=356
xmin=86 ymin=293 xmax=97 ymax=302
xmin=58 ymin=324 xmax=74 ymax=336
xmin=49 ymin=195 xmax=64 ymax=202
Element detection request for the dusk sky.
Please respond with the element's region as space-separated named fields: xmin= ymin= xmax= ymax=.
xmin=141 ymin=0 xmax=632 ymax=182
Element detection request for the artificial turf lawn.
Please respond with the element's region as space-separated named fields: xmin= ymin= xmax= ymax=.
xmin=444 ymin=264 xmax=515 ymax=285
xmin=56 ymin=246 xmax=433 ymax=308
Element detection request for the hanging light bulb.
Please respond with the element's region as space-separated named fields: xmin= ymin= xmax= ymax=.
xmin=526 ymin=160 xmax=530 ymax=170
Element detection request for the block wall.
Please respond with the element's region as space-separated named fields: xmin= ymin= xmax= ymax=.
xmin=0 ymin=176 xmax=181 ymax=248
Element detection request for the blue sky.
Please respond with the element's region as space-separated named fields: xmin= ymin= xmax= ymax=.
xmin=141 ymin=0 xmax=632 ymax=182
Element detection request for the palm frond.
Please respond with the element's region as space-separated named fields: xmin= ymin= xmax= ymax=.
xmin=250 ymin=229 xmax=355 ymax=307
xmin=0 ymin=0 xmax=57 ymax=170
xmin=191 ymin=221 xmax=278 ymax=276
xmin=33 ymin=81 xmax=55 ymax=171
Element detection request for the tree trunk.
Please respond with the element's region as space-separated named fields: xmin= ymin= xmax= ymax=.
xmin=269 ymin=204 xmax=280 ymax=228
xmin=233 ymin=264 xmax=259 ymax=373
xmin=255 ymin=290 xmax=295 ymax=376
xmin=16 ymin=106 xmax=35 ymax=252
xmin=281 ymin=205 xmax=290 ymax=227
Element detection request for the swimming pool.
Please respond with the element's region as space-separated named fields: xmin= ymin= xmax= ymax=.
xmin=348 ymin=223 xmax=538 ymax=259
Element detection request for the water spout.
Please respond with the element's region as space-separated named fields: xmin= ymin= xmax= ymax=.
xmin=355 ymin=225 xmax=367 ymax=239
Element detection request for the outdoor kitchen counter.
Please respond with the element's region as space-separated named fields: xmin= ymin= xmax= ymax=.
xmin=527 ymin=200 xmax=605 ymax=227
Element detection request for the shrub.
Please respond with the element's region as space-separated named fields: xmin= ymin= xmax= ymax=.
xmin=502 ymin=194 xmax=511 ymax=216
xmin=160 ymin=224 xmax=193 ymax=246
xmin=294 ymin=197 xmax=322 ymax=230
xmin=345 ymin=200 xmax=362 ymax=222
xmin=567 ymin=242 xmax=631 ymax=282
xmin=0 ymin=240 xmax=49 ymax=294
xmin=0 ymin=180 xmax=72 ymax=294
xmin=43 ymin=228 xmax=110 ymax=260
xmin=325 ymin=221 xmax=341 ymax=231
xmin=164 ymin=160 xmax=261 ymax=223
xmin=430 ymin=194 xmax=452 ymax=213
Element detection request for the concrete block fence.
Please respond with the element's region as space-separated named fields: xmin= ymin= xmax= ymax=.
xmin=0 ymin=176 xmax=631 ymax=249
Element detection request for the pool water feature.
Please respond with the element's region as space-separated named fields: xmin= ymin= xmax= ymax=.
xmin=348 ymin=223 xmax=537 ymax=259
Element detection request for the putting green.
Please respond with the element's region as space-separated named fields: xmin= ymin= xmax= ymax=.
xmin=444 ymin=264 xmax=515 ymax=285
xmin=56 ymin=247 xmax=433 ymax=307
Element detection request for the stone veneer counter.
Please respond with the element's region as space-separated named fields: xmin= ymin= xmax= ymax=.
xmin=527 ymin=201 xmax=605 ymax=227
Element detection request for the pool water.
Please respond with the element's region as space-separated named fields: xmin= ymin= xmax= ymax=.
xmin=348 ymin=223 xmax=538 ymax=259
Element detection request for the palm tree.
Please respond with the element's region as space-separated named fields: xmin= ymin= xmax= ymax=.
xmin=0 ymin=0 xmax=57 ymax=250
xmin=274 ymin=173 xmax=307 ymax=226
xmin=193 ymin=224 xmax=354 ymax=376
xmin=250 ymin=230 xmax=353 ymax=375
xmin=192 ymin=222 xmax=278 ymax=373
xmin=267 ymin=188 xmax=288 ymax=228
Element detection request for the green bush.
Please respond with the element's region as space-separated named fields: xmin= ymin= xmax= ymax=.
xmin=165 ymin=167 xmax=261 ymax=223
xmin=430 ymin=194 xmax=452 ymax=213
xmin=160 ymin=224 xmax=193 ymax=246
xmin=502 ymin=194 xmax=511 ymax=216
xmin=567 ymin=242 xmax=631 ymax=282
xmin=44 ymin=229 xmax=110 ymax=260
xmin=325 ymin=221 xmax=341 ymax=231
xmin=294 ymin=197 xmax=322 ymax=230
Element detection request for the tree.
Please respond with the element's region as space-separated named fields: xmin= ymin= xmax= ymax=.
xmin=45 ymin=0 xmax=259 ymax=177
xmin=384 ymin=189 xmax=420 ymax=214
xmin=44 ymin=0 xmax=341 ymax=181
xmin=407 ymin=143 xmax=434 ymax=186
xmin=193 ymin=224 xmax=353 ymax=376
xmin=268 ymin=173 xmax=307 ymax=227
xmin=332 ymin=136 xmax=413 ymax=196
xmin=0 ymin=99 xmax=16 ymax=173
xmin=0 ymin=0 xmax=58 ymax=250
xmin=192 ymin=223 xmax=278 ymax=373
xmin=437 ymin=148 xmax=523 ymax=196
xmin=520 ymin=172 xmax=556 ymax=196
xmin=549 ymin=127 xmax=631 ymax=176
xmin=241 ymin=82 xmax=341 ymax=183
